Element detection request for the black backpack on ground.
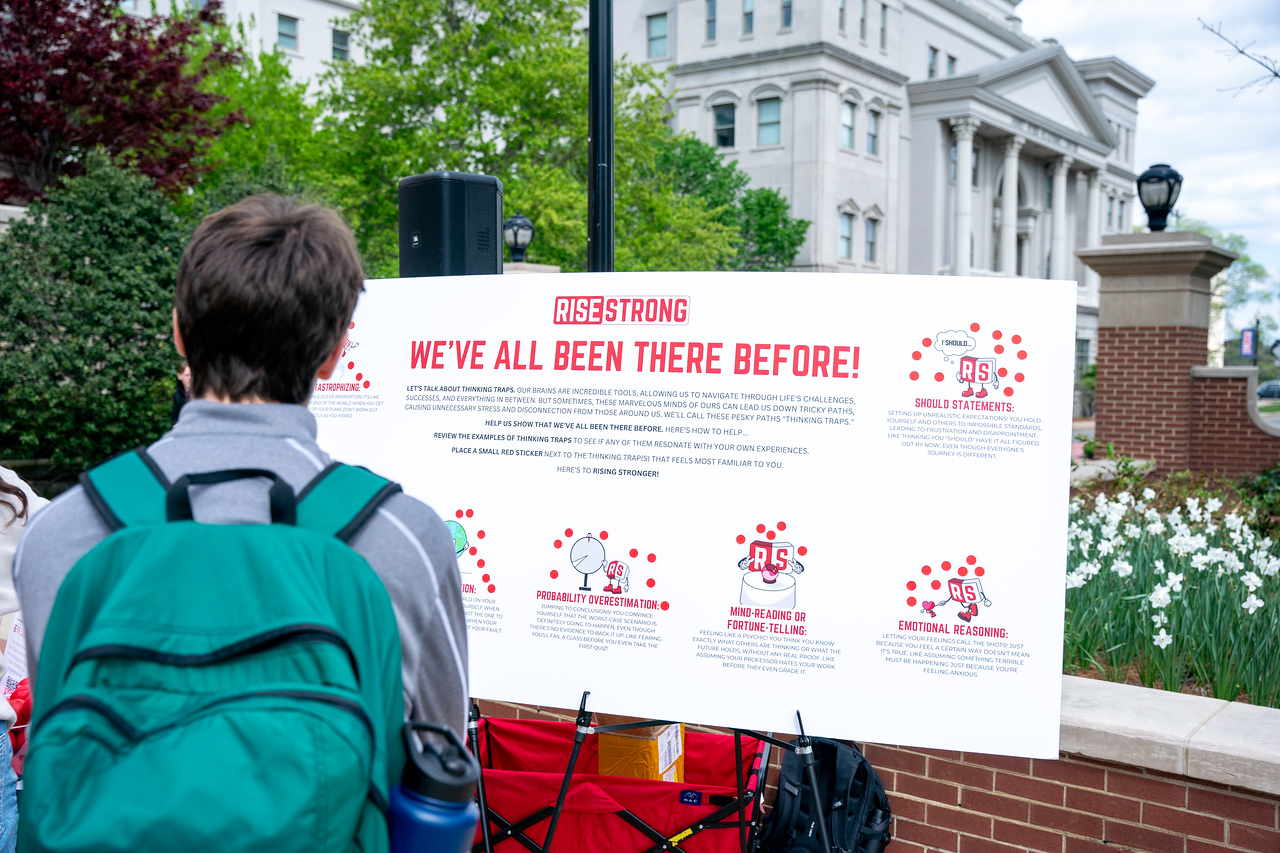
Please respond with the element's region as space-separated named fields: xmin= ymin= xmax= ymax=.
xmin=758 ymin=738 xmax=893 ymax=853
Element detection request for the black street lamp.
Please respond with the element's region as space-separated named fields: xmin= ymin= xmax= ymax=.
xmin=1136 ymin=163 xmax=1183 ymax=232
xmin=502 ymin=213 xmax=535 ymax=263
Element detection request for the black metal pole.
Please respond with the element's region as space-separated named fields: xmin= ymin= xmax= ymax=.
xmin=587 ymin=0 xmax=614 ymax=272
xmin=543 ymin=691 xmax=591 ymax=852
xmin=467 ymin=702 xmax=494 ymax=853
xmin=795 ymin=712 xmax=833 ymax=853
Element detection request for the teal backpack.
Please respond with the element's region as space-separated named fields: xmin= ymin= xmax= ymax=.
xmin=21 ymin=449 xmax=408 ymax=853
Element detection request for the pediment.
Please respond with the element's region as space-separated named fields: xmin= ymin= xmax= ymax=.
xmin=988 ymin=71 xmax=1087 ymax=134
xmin=975 ymin=46 xmax=1116 ymax=148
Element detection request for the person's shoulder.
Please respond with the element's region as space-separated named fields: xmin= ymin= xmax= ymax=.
xmin=14 ymin=485 xmax=111 ymax=580
xmin=372 ymin=491 xmax=455 ymax=557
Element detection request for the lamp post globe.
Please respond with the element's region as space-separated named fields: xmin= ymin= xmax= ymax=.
xmin=1135 ymin=164 xmax=1182 ymax=232
xmin=503 ymin=213 xmax=535 ymax=263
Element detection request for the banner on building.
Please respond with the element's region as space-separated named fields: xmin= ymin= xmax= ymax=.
xmin=314 ymin=272 xmax=1076 ymax=757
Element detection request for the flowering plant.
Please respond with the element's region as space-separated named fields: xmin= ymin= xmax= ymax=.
xmin=1065 ymin=486 xmax=1280 ymax=706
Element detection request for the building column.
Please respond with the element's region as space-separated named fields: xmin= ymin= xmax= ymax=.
xmin=1050 ymin=155 xmax=1073 ymax=279
xmin=1084 ymin=170 xmax=1102 ymax=293
xmin=950 ymin=116 xmax=981 ymax=276
xmin=1000 ymin=134 xmax=1025 ymax=277
xmin=885 ymin=103 xmax=902 ymax=273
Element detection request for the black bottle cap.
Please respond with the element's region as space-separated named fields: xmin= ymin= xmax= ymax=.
xmin=401 ymin=721 xmax=480 ymax=803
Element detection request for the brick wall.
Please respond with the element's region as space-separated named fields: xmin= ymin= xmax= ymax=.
xmin=1095 ymin=326 xmax=1207 ymax=470
xmin=1189 ymin=374 xmax=1280 ymax=476
xmin=472 ymin=701 xmax=1280 ymax=853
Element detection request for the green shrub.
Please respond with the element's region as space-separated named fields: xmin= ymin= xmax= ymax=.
xmin=0 ymin=155 xmax=185 ymax=466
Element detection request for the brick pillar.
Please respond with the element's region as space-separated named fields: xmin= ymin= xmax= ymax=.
xmin=1076 ymin=233 xmax=1236 ymax=469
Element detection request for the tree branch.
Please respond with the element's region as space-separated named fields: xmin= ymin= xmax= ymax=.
xmin=1199 ymin=18 xmax=1280 ymax=94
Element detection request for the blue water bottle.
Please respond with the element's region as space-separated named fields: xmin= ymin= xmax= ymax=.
xmin=390 ymin=721 xmax=481 ymax=853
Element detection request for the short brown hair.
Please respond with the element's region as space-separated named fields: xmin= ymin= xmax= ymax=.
xmin=175 ymin=195 xmax=364 ymax=404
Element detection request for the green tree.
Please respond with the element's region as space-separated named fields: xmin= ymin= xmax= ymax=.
xmin=0 ymin=154 xmax=184 ymax=464
xmin=1171 ymin=214 xmax=1271 ymax=312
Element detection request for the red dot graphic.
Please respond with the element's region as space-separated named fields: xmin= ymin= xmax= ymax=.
xmin=482 ymin=574 xmax=490 ymax=583
xmin=647 ymin=553 xmax=656 ymax=563
xmin=356 ymin=373 xmax=363 ymax=380
xmin=1015 ymin=373 xmax=1025 ymax=382
xmin=477 ymin=530 xmax=485 ymax=539
xmin=797 ymin=546 xmax=808 ymax=556
xmin=998 ymin=368 xmax=1008 ymax=377
xmin=921 ymin=565 xmax=932 ymax=575
xmin=994 ymin=345 xmax=1005 ymax=354
xmin=756 ymin=524 xmax=766 ymax=533
xmin=363 ymin=381 xmax=370 ymax=389
xmin=992 ymin=331 xmax=1002 ymax=340
xmin=455 ymin=510 xmax=464 ymax=518
xmin=1003 ymin=387 xmax=1014 ymax=397
xmin=630 ymin=548 xmax=639 ymax=558
xmin=347 ymin=361 xmax=354 ymax=369
xmin=910 ymin=371 xmax=920 ymax=381
xmin=600 ymin=531 xmax=609 ymax=540
xmin=777 ymin=521 xmax=787 ymax=531
xmin=1017 ymin=350 xmax=1027 ymax=360
xmin=942 ymin=561 xmax=952 ymax=571
xmin=970 ymin=323 xmax=981 ymax=332
xmin=349 ymin=322 xmax=355 ymax=329
xmin=934 ymin=372 xmax=945 ymax=382
xmin=958 ymin=567 xmax=968 ymax=576
xmin=975 ymin=567 xmax=985 ymax=576
xmin=766 ymin=530 xmax=776 ymax=540
xmin=466 ymin=509 xmax=474 ymax=518
xmin=565 ymin=528 xmax=573 ymax=537
xmin=907 ymin=596 xmax=918 ymax=607
xmin=736 ymin=534 xmax=746 ymax=544
xmin=477 ymin=559 xmax=485 ymax=569
xmin=1012 ymin=334 xmax=1022 ymax=344
xmin=931 ymin=580 xmax=942 ymax=590
xmin=487 ymin=584 xmax=495 ymax=593
xmin=647 ymin=578 xmax=655 ymax=588
xmin=906 ymin=581 xmax=917 ymax=591
xmin=553 ymin=540 xmax=562 ymax=549
xmin=967 ymin=555 xmax=977 ymax=565
xmin=912 ymin=351 xmax=922 ymax=360
xmin=550 ymin=569 xmax=559 ymax=579
xmin=660 ymin=601 xmax=669 ymax=611
xmin=922 ymin=337 xmax=932 ymax=347
xmin=469 ymin=547 xmax=477 ymax=556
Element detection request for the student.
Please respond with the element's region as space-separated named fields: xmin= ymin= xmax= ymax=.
xmin=15 ymin=195 xmax=469 ymax=739
xmin=171 ymin=358 xmax=191 ymax=423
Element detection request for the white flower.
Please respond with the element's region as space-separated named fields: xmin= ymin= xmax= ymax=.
xmin=1143 ymin=488 xmax=1156 ymax=500
xmin=1243 ymin=593 xmax=1266 ymax=615
xmin=1151 ymin=612 xmax=1169 ymax=626
xmin=1243 ymin=571 xmax=1263 ymax=592
xmin=1149 ymin=585 xmax=1172 ymax=609
xmin=1144 ymin=507 xmax=1162 ymax=522
xmin=1077 ymin=529 xmax=1094 ymax=547
xmin=1225 ymin=513 xmax=1244 ymax=532
xmin=1192 ymin=553 xmax=1211 ymax=571
xmin=1117 ymin=492 xmax=1133 ymax=506
xmin=1206 ymin=522 xmax=1219 ymax=535
xmin=1066 ymin=571 xmax=1087 ymax=589
xmin=1206 ymin=497 xmax=1223 ymax=514
xmin=1079 ymin=560 xmax=1102 ymax=578
xmin=1098 ymin=539 xmax=1115 ymax=556
xmin=1125 ymin=524 xmax=1142 ymax=539
xmin=1206 ymin=547 xmax=1228 ymax=565
xmin=1223 ymin=553 xmax=1245 ymax=575
xmin=1153 ymin=628 xmax=1173 ymax=649
xmin=1147 ymin=520 xmax=1166 ymax=536
xmin=1166 ymin=571 xmax=1184 ymax=592
xmin=1112 ymin=560 xmax=1134 ymax=578
xmin=1154 ymin=559 xmax=1166 ymax=572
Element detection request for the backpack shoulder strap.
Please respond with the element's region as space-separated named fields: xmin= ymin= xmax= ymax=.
xmin=296 ymin=463 xmax=402 ymax=542
xmin=79 ymin=448 xmax=170 ymax=530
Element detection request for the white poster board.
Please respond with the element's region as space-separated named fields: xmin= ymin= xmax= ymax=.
xmin=314 ymin=272 xmax=1075 ymax=757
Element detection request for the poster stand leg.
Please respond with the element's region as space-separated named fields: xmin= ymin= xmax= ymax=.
xmin=542 ymin=690 xmax=592 ymax=853
xmin=468 ymin=701 xmax=495 ymax=853
xmin=732 ymin=711 xmax=832 ymax=853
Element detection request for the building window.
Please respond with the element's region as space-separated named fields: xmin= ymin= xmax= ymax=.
xmin=878 ymin=2 xmax=887 ymax=49
xmin=781 ymin=0 xmax=792 ymax=28
xmin=839 ymin=213 xmax=854 ymax=259
xmin=743 ymin=0 xmax=754 ymax=33
xmin=946 ymin=55 xmax=956 ymax=75
xmin=1106 ymin=197 xmax=1114 ymax=227
xmin=332 ymin=29 xmax=349 ymax=60
xmin=714 ymin=104 xmax=736 ymax=148
xmin=927 ymin=47 xmax=938 ymax=78
xmin=840 ymin=102 xmax=856 ymax=148
xmin=1118 ymin=200 xmax=1126 ymax=229
xmin=866 ymin=110 xmax=880 ymax=155
xmin=838 ymin=0 xmax=846 ymax=31
xmin=865 ymin=219 xmax=878 ymax=263
xmin=949 ymin=141 xmax=957 ymax=180
xmin=277 ymin=14 xmax=298 ymax=51
xmin=758 ymin=98 xmax=781 ymax=145
xmin=706 ymin=0 xmax=716 ymax=40
xmin=1075 ymin=339 xmax=1090 ymax=377
xmin=647 ymin=14 xmax=668 ymax=57
xmin=859 ymin=0 xmax=867 ymax=39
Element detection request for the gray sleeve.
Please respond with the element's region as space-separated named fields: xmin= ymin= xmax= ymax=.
xmin=349 ymin=493 xmax=470 ymax=739
xmin=13 ymin=486 xmax=113 ymax=681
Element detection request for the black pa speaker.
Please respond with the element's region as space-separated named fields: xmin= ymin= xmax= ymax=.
xmin=398 ymin=171 xmax=504 ymax=277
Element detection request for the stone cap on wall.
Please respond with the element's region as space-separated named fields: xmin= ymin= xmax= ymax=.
xmin=1190 ymin=365 xmax=1280 ymax=438
xmin=1061 ymin=675 xmax=1280 ymax=796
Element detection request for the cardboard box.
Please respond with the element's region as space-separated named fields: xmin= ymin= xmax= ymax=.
xmin=596 ymin=716 xmax=684 ymax=782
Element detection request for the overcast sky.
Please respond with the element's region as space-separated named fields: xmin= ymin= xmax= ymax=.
xmin=1017 ymin=0 xmax=1280 ymax=332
